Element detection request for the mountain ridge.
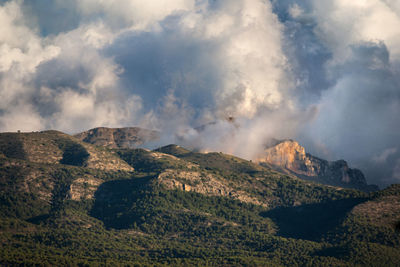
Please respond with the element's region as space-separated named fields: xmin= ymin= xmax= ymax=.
xmin=74 ymin=126 xmax=159 ymax=149
xmin=1 ymin=128 xmax=399 ymax=266
xmin=75 ymin=127 xmax=378 ymax=191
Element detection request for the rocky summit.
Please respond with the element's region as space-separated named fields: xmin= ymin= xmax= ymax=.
xmin=74 ymin=127 xmax=159 ymax=149
xmin=256 ymin=139 xmax=378 ymax=192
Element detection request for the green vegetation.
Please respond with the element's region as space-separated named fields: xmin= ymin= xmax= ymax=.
xmin=0 ymin=133 xmax=399 ymax=266
xmin=156 ymin=144 xmax=264 ymax=175
xmin=117 ymin=148 xmax=190 ymax=173
xmin=0 ymin=133 xmax=26 ymax=160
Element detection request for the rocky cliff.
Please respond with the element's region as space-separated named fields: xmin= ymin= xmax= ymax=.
xmin=75 ymin=127 xmax=159 ymax=149
xmin=256 ymin=140 xmax=378 ymax=192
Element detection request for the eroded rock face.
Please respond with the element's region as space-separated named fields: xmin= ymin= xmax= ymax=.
xmin=68 ymin=176 xmax=102 ymax=201
xmin=257 ymin=140 xmax=378 ymax=191
xmin=157 ymin=169 xmax=267 ymax=207
xmin=75 ymin=127 xmax=159 ymax=149
xmin=261 ymin=140 xmax=318 ymax=176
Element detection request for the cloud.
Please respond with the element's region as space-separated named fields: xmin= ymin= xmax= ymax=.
xmin=93 ymin=0 xmax=303 ymax=158
xmin=311 ymin=0 xmax=400 ymax=61
xmin=0 ymin=0 xmax=299 ymax=140
xmin=301 ymin=41 xmax=400 ymax=184
xmin=105 ymin=0 xmax=293 ymax=119
xmin=373 ymin=148 xmax=397 ymax=164
xmin=76 ymin=0 xmax=195 ymax=31
xmin=393 ymin=159 xmax=400 ymax=181
xmin=0 ymin=0 xmax=59 ymax=131
xmin=0 ymin=1 xmax=148 ymax=133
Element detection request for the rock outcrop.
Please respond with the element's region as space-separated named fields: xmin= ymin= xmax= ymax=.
xmin=75 ymin=127 xmax=159 ymax=149
xmin=257 ymin=140 xmax=378 ymax=192
xmin=157 ymin=169 xmax=267 ymax=207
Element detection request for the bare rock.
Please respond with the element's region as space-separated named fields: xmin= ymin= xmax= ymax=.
xmin=257 ymin=139 xmax=378 ymax=192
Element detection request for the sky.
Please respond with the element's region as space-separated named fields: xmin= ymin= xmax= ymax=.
xmin=0 ymin=0 xmax=400 ymax=187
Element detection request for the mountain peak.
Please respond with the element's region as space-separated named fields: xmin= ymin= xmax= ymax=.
xmin=257 ymin=139 xmax=378 ymax=191
xmin=262 ymin=139 xmax=310 ymax=172
xmin=74 ymin=127 xmax=159 ymax=149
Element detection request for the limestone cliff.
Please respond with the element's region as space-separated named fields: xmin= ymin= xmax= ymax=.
xmin=257 ymin=140 xmax=378 ymax=192
xmin=260 ymin=140 xmax=318 ymax=176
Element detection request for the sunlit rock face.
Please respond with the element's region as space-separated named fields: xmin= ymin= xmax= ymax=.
xmin=257 ymin=140 xmax=378 ymax=192
xmin=260 ymin=140 xmax=318 ymax=176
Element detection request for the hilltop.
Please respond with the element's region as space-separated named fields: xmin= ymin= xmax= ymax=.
xmin=74 ymin=127 xmax=159 ymax=149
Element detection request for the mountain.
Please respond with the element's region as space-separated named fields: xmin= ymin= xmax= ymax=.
xmin=76 ymin=127 xmax=377 ymax=192
xmin=0 ymin=130 xmax=133 ymax=171
xmin=256 ymin=139 xmax=379 ymax=192
xmin=74 ymin=126 xmax=159 ymax=149
xmin=0 ymin=130 xmax=399 ymax=266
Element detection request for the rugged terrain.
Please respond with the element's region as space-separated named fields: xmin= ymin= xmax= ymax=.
xmin=0 ymin=130 xmax=399 ymax=266
xmin=257 ymin=139 xmax=378 ymax=191
xmin=78 ymin=128 xmax=378 ymax=192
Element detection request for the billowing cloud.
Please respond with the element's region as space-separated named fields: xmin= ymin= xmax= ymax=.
xmin=1 ymin=0 xmax=400 ymax=187
xmin=0 ymin=1 xmax=147 ymax=132
xmin=102 ymin=0 xmax=303 ymax=158
xmin=311 ymin=0 xmax=400 ymax=61
xmin=0 ymin=0 xmax=60 ymax=131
